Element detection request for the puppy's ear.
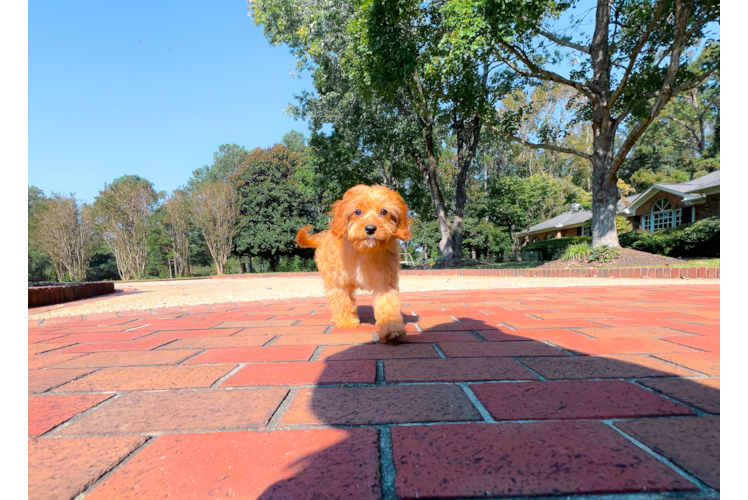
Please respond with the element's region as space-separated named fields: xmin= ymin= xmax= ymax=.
xmin=329 ymin=199 xmax=349 ymax=238
xmin=394 ymin=194 xmax=411 ymax=241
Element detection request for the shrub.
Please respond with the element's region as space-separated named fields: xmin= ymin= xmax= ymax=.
xmin=619 ymin=217 xmax=719 ymax=257
xmin=523 ymin=236 xmax=591 ymax=261
xmin=588 ymin=245 xmax=621 ymax=263
xmin=561 ymin=242 xmax=591 ymax=261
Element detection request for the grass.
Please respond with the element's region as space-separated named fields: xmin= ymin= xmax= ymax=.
xmin=671 ymin=258 xmax=720 ymax=268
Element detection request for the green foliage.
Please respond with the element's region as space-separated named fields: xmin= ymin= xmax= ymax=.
xmin=619 ymin=217 xmax=719 ymax=258
xmin=588 ymin=245 xmax=621 ymax=263
xmin=523 ymin=236 xmax=592 ymax=261
xmin=231 ymin=144 xmax=324 ymax=269
xmin=486 ymin=174 xmax=563 ymax=237
xmin=408 ymin=218 xmax=442 ymax=260
xmin=187 ymin=144 xmax=250 ymax=190
xmin=282 ymin=130 xmax=306 ymax=153
xmin=561 ymin=242 xmax=590 ymax=261
xmin=461 ymin=218 xmax=511 ymax=260
xmin=616 ymin=215 xmax=633 ymax=234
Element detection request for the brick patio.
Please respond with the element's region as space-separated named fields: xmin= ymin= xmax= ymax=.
xmin=28 ymin=285 xmax=720 ymax=499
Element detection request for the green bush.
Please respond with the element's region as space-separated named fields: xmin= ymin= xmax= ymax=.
xmin=561 ymin=242 xmax=591 ymax=261
xmin=619 ymin=217 xmax=719 ymax=257
xmin=588 ymin=245 xmax=621 ymax=263
xmin=523 ymin=236 xmax=591 ymax=261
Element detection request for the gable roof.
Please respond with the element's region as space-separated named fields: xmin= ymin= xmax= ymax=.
xmin=519 ymin=193 xmax=642 ymax=236
xmin=623 ymin=170 xmax=720 ymax=213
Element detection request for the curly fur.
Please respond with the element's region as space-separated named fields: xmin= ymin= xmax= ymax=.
xmin=297 ymin=185 xmax=411 ymax=343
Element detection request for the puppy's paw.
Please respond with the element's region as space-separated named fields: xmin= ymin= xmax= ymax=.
xmin=378 ymin=323 xmax=406 ymax=344
xmin=335 ymin=317 xmax=361 ymax=329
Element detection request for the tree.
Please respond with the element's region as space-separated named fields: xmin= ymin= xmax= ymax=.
xmin=28 ymin=187 xmax=55 ymax=281
xmin=187 ymin=144 xmax=250 ymax=190
xmin=250 ymin=0 xmax=492 ymax=260
xmin=282 ymin=130 xmax=307 ymax=153
xmin=486 ymin=175 xmax=562 ymax=255
xmin=30 ymin=193 xmax=98 ymax=282
xmin=231 ymin=144 xmax=321 ymax=272
xmin=188 ymin=181 xmax=240 ymax=275
xmin=93 ymin=175 xmax=161 ymax=280
xmin=162 ymin=190 xmax=192 ymax=277
xmin=444 ymin=0 xmax=719 ymax=247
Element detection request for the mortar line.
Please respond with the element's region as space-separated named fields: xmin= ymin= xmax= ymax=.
xmin=264 ymin=388 xmax=299 ymax=431
xmin=642 ymin=354 xmax=713 ymax=377
xmin=627 ymin=379 xmax=713 ymax=417
xmin=470 ymin=330 xmax=488 ymax=341
xmin=376 ymin=360 xmax=386 ymax=385
xmin=458 ymin=383 xmax=496 ymax=423
xmin=603 ymin=420 xmax=717 ymax=494
xmin=75 ymin=436 xmax=154 ymax=499
xmin=431 ymin=344 xmax=447 ymax=359
xmin=308 ymin=346 xmax=324 ymax=362
xmin=541 ymin=340 xmax=578 ymax=356
xmin=209 ymin=364 xmax=245 ymax=388
xmin=262 ymin=335 xmax=280 ymax=346
xmin=39 ymin=393 xmax=123 ymax=438
xmin=511 ymin=357 xmax=548 ymax=381
xmin=377 ymin=426 xmax=397 ymax=500
xmin=176 ymin=349 xmax=207 ymax=366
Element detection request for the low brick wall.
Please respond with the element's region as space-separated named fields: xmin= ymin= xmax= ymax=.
xmin=28 ymin=282 xmax=115 ymax=308
xmin=212 ymin=267 xmax=719 ymax=280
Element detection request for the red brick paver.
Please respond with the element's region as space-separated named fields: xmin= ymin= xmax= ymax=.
xmin=392 ymin=422 xmax=697 ymax=498
xmin=27 ymin=284 xmax=720 ymax=499
xmin=84 ymin=429 xmax=381 ymax=499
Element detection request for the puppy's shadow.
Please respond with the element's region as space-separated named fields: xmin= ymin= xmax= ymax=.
xmin=355 ymin=305 xmax=419 ymax=325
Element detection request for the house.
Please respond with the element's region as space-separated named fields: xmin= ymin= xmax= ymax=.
xmin=516 ymin=170 xmax=720 ymax=246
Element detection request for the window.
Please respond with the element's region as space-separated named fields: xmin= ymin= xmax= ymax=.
xmin=581 ymin=225 xmax=591 ymax=236
xmin=643 ymin=198 xmax=683 ymax=233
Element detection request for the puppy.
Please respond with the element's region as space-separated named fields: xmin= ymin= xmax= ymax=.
xmin=297 ymin=185 xmax=411 ymax=343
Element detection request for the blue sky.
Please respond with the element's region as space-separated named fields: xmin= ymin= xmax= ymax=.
xmin=29 ymin=0 xmax=313 ymax=203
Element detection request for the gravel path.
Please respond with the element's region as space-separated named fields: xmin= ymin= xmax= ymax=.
xmin=28 ymin=275 xmax=719 ymax=319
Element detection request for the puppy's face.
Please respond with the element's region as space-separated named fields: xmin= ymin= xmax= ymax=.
xmin=329 ymin=185 xmax=410 ymax=253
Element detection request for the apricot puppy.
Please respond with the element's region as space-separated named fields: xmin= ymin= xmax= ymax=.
xmin=297 ymin=185 xmax=411 ymax=343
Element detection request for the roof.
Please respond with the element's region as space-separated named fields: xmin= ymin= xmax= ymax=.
xmin=516 ymin=171 xmax=719 ymax=237
xmin=623 ymin=170 xmax=720 ymax=213
xmin=521 ymin=193 xmax=642 ymax=235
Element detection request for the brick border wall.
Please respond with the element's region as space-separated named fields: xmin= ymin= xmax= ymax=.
xmin=28 ymin=282 xmax=115 ymax=308
xmin=211 ymin=267 xmax=719 ymax=280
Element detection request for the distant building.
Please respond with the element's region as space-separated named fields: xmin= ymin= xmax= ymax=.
xmin=515 ymin=170 xmax=720 ymax=246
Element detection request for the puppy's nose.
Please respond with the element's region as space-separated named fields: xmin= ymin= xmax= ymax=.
xmin=365 ymin=224 xmax=377 ymax=235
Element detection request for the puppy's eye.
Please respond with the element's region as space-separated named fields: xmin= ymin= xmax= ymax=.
xmin=379 ymin=209 xmax=388 ymax=216
xmin=354 ymin=209 xmax=362 ymax=216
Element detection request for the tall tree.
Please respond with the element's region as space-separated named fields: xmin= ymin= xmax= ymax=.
xmin=163 ymin=190 xmax=192 ymax=277
xmin=231 ymin=144 xmax=321 ymax=272
xmin=187 ymin=144 xmax=250 ymax=190
xmin=188 ymin=181 xmax=240 ymax=275
xmin=30 ymin=194 xmax=98 ymax=282
xmin=444 ymin=0 xmax=719 ymax=247
xmin=93 ymin=176 xmax=162 ymax=280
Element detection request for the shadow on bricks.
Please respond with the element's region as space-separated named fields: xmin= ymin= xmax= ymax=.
xmin=254 ymin=314 xmax=720 ymax=499
xmin=28 ymin=286 xmax=720 ymax=499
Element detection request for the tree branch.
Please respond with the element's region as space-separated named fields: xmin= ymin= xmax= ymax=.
xmin=486 ymin=122 xmax=592 ymax=161
xmin=609 ymin=0 xmax=667 ymax=108
xmin=495 ymin=40 xmax=599 ymax=99
xmin=537 ymin=29 xmax=590 ymax=53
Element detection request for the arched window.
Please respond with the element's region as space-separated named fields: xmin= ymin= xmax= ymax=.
xmin=641 ymin=198 xmax=683 ymax=233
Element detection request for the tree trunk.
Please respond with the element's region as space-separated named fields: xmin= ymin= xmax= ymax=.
xmin=591 ymin=158 xmax=621 ymax=247
xmin=269 ymin=255 xmax=278 ymax=273
xmin=248 ymin=257 xmax=253 ymax=273
xmin=452 ymin=116 xmax=482 ymax=258
xmin=413 ymin=131 xmax=454 ymax=259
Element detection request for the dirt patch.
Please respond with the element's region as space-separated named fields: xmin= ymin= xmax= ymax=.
xmin=539 ymin=248 xmax=683 ymax=269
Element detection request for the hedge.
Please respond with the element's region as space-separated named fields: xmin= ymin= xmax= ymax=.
xmin=522 ymin=236 xmax=592 ymax=261
xmin=619 ymin=216 xmax=719 ymax=257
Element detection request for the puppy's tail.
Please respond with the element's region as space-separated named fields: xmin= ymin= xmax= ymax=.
xmin=297 ymin=225 xmax=323 ymax=248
